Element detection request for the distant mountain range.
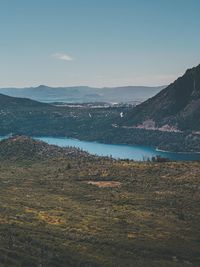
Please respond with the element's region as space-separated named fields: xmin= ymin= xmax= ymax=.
xmin=1 ymin=64 xmax=200 ymax=152
xmin=122 ymin=64 xmax=200 ymax=131
xmin=0 ymin=85 xmax=165 ymax=104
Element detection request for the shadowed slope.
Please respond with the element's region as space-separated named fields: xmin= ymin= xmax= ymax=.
xmin=122 ymin=64 xmax=200 ymax=130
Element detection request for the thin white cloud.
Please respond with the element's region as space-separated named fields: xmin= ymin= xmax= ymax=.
xmin=52 ymin=53 xmax=74 ymax=61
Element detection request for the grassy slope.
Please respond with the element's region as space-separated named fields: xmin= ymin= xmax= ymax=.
xmin=0 ymin=153 xmax=199 ymax=266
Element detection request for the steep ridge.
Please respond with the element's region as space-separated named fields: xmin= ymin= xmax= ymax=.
xmin=122 ymin=64 xmax=200 ymax=131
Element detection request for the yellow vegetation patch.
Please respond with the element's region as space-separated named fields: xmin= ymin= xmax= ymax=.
xmin=154 ymin=190 xmax=175 ymax=196
xmin=25 ymin=207 xmax=37 ymax=214
xmin=86 ymin=181 xmax=121 ymax=188
xmin=37 ymin=211 xmax=64 ymax=225
xmin=0 ymin=217 xmax=9 ymax=224
xmin=132 ymin=210 xmax=153 ymax=220
xmin=144 ymin=230 xmax=171 ymax=240
xmin=127 ymin=233 xmax=138 ymax=239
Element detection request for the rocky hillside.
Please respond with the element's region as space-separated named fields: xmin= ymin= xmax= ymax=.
xmin=122 ymin=64 xmax=200 ymax=131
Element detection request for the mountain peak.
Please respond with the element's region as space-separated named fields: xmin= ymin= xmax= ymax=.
xmin=36 ymin=85 xmax=50 ymax=89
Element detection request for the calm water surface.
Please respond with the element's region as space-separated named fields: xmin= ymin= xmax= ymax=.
xmin=1 ymin=136 xmax=200 ymax=161
xmin=36 ymin=137 xmax=200 ymax=161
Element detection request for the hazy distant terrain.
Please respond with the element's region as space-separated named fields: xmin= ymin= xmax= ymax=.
xmin=0 ymin=85 xmax=165 ymax=104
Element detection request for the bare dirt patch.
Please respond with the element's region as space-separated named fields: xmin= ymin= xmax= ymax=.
xmin=86 ymin=181 xmax=121 ymax=188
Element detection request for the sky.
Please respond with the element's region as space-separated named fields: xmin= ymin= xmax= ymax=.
xmin=0 ymin=0 xmax=200 ymax=88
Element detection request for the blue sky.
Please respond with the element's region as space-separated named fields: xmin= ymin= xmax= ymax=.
xmin=0 ymin=0 xmax=200 ymax=87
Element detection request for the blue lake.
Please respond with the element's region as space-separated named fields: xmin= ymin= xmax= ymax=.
xmin=36 ymin=137 xmax=200 ymax=161
xmin=1 ymin=136 xmax=200 ymax=161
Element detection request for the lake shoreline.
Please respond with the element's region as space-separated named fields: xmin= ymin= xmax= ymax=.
xmin=1 ymin=135 xmax=200 ymax=161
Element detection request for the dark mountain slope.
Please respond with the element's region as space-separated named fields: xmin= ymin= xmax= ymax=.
xmin=122 ymin=64 xmax=200 ymax=131
xmin=0 ymin=92 xmax=126 ymax=139
xmin=0 ymin=93 xmax=49 ymax=109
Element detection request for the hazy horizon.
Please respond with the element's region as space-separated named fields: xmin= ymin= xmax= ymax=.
xmin=0 ymin=84 xmax=167 ymax=89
